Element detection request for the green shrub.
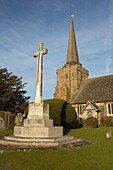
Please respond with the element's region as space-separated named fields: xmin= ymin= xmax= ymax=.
xmin=100 ymin=116 xmax=113 ymax=127
xmin=86 ymin=117 xmax=98 ymax=129
xmin=73 ymin=118 xmax=84 ymax=129
xmin=81 ymin=119 xmax=87 ymax=127
xmin=44 ymin=99 xmax=77 ymax=128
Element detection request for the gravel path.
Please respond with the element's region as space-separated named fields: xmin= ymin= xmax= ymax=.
xmin=0 ymin=139 xmax=95 ymax=152
xmin=0 ymin=165 xmax=15 ymax=170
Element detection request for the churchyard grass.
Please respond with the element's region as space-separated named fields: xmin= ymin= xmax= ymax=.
xmin=0 ymin=129 xmax=13 ymax=136
xmin=0 ymin=127 xmax=113 ymax=170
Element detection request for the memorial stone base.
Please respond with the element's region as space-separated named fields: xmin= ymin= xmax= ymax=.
xmin=14 ymin=102 xmax=63 ymax=138
xmin=3 ymin=102 xmax=81 ymax=146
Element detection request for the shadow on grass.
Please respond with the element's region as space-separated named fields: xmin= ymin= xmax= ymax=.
xmin=63 ymin=122 xmax=84 ymax=135
xmin=63 ymin=128 xmax=71 ymax=135
xmin=73 ymin=122 xmax=84 ymax=129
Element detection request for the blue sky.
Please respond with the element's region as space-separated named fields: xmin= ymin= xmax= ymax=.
xmin=0 ymin=0 xmax=113 ymax=102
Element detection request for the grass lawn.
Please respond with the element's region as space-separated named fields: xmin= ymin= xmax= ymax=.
xmin=0 ymin=127 xmax=113 ymax=170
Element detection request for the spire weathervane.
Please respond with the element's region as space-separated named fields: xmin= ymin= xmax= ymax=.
xmin=71 ymin=14 xmax=74 ymax=18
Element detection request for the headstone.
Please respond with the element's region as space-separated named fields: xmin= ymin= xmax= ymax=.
xmin=0 ymin=118 xmax=5 ymax=130
xmin=8 ymin=114 xmax=15 ymax=129
xmin=4 ymin=111 xmax=11 ymax=129
xmin=15 ymin=113 xmax=23 ymax=126
xmin=4 ymin=112 xmax=16 ymax=129
xmin=106 ymin=130 xmax=112 ymax=139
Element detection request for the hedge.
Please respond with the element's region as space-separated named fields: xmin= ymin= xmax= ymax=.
xmin=44 ymin=99 xmax=77 ymax=128
xmin=100 ymin=116 xmax=113 ymax=127
xmin=86 ymin=117 xmax=98 ymax=129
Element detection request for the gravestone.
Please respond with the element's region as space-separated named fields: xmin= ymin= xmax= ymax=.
xmin=106 ymin=130 xmax=112 ymax=139
xmin=15 ymin=113 xmax=23 ymax=126
xmin=4 ymin=112 xmax=15 ymax=129
xmin=8 ymin=114 xmax=15 ymax=129
xmin=4 ymin=111 xmax=11 ymax=129
xmin=0 ymin=118 xmax=5 ymax=130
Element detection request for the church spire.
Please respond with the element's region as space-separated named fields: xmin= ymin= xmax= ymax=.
xmin=66 ymin=16 xmax=79 ymax=65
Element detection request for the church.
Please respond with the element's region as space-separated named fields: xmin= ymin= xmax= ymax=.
xmin=54 ymin=16 xmax=113 ymax=120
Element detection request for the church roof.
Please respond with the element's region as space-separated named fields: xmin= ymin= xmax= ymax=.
xmin=66 ymin=17 xmax=80 ymax=65
xmin=70 ymin=74 xmax=113 ymax=104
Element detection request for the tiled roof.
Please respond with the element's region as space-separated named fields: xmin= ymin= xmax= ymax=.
xmin=70 ymin=74 xmax=113 ymax=104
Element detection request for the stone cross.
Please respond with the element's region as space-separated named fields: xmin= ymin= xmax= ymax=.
xmin=33 ymin=43 xmax=48 ymax=104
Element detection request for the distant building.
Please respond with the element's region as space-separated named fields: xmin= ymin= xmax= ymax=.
xmin=54 ymin=17 xmax=113 ymax=120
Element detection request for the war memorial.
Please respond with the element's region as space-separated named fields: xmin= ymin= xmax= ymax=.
xmin=0 ymin=42 xmax=80 ymax=147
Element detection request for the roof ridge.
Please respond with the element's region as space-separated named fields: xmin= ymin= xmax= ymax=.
xmin=85 ymin=74 xmax=113 ymax=80
xmin=70 ymin=74 xmax=113 ymax=104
